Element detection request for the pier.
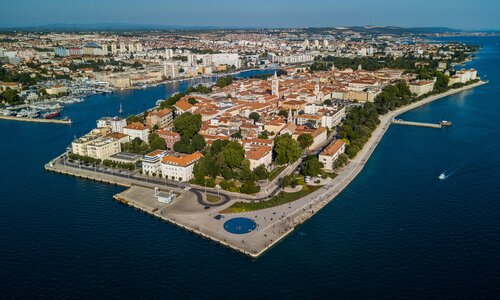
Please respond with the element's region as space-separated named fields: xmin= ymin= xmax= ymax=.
xmin=391 ymin=119 xmax=445 ymax=129
xmin=0 ymin=115 xmax=72 ymax=125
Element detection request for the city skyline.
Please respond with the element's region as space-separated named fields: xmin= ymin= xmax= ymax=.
xmin=0 ymin=0 xmax=499 ymax=30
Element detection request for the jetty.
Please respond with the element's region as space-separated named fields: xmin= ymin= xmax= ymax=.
xmin=391 ymin=118 xmax=448 ymax=128
xmin=0 ymin=115 xmax=72 ymax=125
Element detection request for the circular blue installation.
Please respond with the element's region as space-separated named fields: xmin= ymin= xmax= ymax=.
xmin=223 ymin=217 xmax=257 ymax=234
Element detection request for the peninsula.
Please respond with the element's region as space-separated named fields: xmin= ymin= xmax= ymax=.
xmin=29 ymin=30 xmax=485 ymax=257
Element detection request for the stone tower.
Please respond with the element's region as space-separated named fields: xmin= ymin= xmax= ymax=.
xmin=271 ymin=71 xmax=280 ymax=97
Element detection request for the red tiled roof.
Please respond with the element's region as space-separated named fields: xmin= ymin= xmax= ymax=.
xmin=162 ymin=152 xmax=203 ymax=167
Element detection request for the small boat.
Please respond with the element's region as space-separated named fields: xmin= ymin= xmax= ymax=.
xmin=61 ymin=117 xmax=72 ymax=123
xmin=440 ymin=120 xmax=452 ymax=126
xmin=438 ymin=173 xmax=446 ymax=180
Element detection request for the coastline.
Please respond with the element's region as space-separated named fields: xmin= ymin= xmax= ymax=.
xmin=44 ymin=80 xmax=488 ymax=258
xmin=115 ymin=67 xmax=277 ymax=92
xmin=278 ymin=80 xmax=490 ymax=227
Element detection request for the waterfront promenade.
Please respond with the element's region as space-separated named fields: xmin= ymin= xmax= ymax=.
xmin=45 ymin=80 xmax=487 ymax=258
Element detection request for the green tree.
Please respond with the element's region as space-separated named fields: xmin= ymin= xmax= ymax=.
xmin=297 ymin=133 xmax=314 ymax=149
xmin=280 ymin=174 xmax=295 ymax=188
xmin=210 ymin=139 xmax=229 ymax=154
xmin=126 ymin=114 xmax=142 ymax=124
xmin=231 ymin=130 xmax=242 ymax=139
xmin=249 ymin=112 xmax=260 ymax=123
xmin=433 ymin=71 xmax=450 ymax=93
xmin=173 ymin=135 xmax=195 ymax=154
xmin=187 ymin=97 xmax=198 ymax=105
xmin=0 ymin=90 xmax=22 ymax=105
xmin=301 ymin=156 xmax=324 ymax=177
xmin=253 ymin=164 xmax=269 ymax=181
xmin=278 ymin=109 xmax=288 ymax=118
xmin=173 ymin=112 xmax=202 ymax=138
xmin=333 ymin=153 xmax=349 ymax=169
xmin=192 ymin=158 xmax=207 ymax=185
xmin=122 ymin=137 xmax=149 ymax=154
xmin=323 ymin=99 xmax=332 ymax=106
xmin=258 ymin=130 xmax=270 ymax=139
xmin=191 ymin=134 xmax=206 ymax=151
xmin=223 ymin=141 xmax=245 ymax=169
xmin=220 ymin=180 xmax=237 ymax=192
xmin=205 ymin=178 xmax=216 ymax=187
xmin=273 ymin=134 xmax=301 ymax=165
xmin=240 ymin=180 xmax=261 ymax=194
xmin=215 ymin=76 xmax=234 ymax=88
xmin=148 ymin=133 xmax=166 ymax=151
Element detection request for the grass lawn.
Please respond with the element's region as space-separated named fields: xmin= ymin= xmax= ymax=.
xmin=268 ymin=165 xmax=287 ymax=181
xmin=221 ymin=185 xmax=320 ymax=213
xmin=206 ymin=194 xmax=222 ymax=203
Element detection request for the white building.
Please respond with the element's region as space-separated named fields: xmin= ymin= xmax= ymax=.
xmin=165 ymin=48 xmax=173 ymax=60
xmin=161 ymin=152 xmax=204 ymax=181
xmin=321 ymin=107 xmax=346 ymax=128
xmin=97 ymin=117 xmax=127 ymax=133
xmin=409 ymin=80 xmax=435 ymax=96
xmin=71 ymin=131 xmax=121 ymax=160
xmin=86 ymin=138 xmax=121 ymax=160
xmin=123 ymin=122 xmax=150 ymax=142
xmin=245 ymin=146 xmax=273 ymax=171
xmin=163 ymin=61 xmax=179 ymax=78
xmin=142 ymin=150 xmax=167 ymax=176
xmin=319 ymin=139 xmax=346 ymax=171
xmin=211 ymin=53 xmax=240 ymax=68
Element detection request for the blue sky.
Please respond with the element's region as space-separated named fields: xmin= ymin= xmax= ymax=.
xmin=0 ymin=0 xmax=498 ymax=29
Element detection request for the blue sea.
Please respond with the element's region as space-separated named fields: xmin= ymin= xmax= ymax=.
xmin=1 ymin=39 xmax=499 ymax=299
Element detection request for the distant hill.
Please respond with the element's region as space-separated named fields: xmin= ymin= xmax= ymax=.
xmin=0 ymin=23 xmax=463 ymax=34
xmin=305 ymin=26 xmax=462 ymax=35
xmin=0 ymin=23 xmax=227 ymax=32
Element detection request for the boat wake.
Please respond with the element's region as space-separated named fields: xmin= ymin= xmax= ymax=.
xmin=438 ymin=170 xmax=456 ymax=180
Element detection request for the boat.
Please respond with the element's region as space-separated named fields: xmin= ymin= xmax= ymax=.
xmin=26 ymin=110 xmax=40 ymax=118
xmin=44 ymin=111 xmax=61 ymax=119
xmin=438 ymin=173 xmax=446 ymax=180
xmin=440 ymin=120 xmax=452 ymax=126
xmin=61 ymin=117 xmax=72 ymax=123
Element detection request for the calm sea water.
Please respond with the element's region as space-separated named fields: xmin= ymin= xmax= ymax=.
xmin=1 ymin=40 xmax=499 ymax=299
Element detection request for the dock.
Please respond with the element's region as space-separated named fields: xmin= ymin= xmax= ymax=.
xmin=391 ymin=119 xmax=446 ymax=129
xmin=0 ymin=115 xmax=72 ymax=125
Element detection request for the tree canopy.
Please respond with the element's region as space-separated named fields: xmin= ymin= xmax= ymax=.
xmin=122 ymin=137 xmax=149 ymax=154
xmin=148 ymin=133 xmax=166 ymax=152
xmin=273 ymin=134 xmax=301 ymax=165
xmin=374 ymin=81 xmax=412 ymax=114
xmin=301 ymin=156 xmax=324 ymax=177
xmin=249 ymin=112 xmax=260 ymax=123
xmin=173 ymin=112 xmax=202 ymax=138
xmin=297 ymin=133 xmax=314 ymax=149
xmin=338 ymin=102 xmax=380 ymax=159
xmin=215 ymin=76 xmax=234 ymax=88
